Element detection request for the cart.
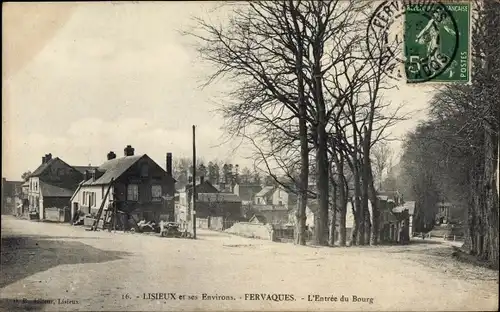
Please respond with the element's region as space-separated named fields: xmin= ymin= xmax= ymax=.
xmin=160 ymin=221 xmax=192 ymax=238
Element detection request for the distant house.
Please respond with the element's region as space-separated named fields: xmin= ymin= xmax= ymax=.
xmin=434 ymin=201 xmax=467 ymax=225
xmin=196 ymin=192 xmax=242 ymax=220
xmin=70 ymin=147 xmax=176 ymax=227
xmin=252 ymin=185 xmax=298 ymax=224
xmin=176 ymin=176 xmax=219 ymax=225
xmin=20 ymin=180 xmax=29 ymax=215
xmin=1 ymin=178 xmax=23 ymax=215
xmin=176 ymin=178 xmax=242 ymax=228
xmin=27 ymin=153 xmax=90 ymax=221
xmin=186 ymin=177 xmax=219 ymax=195
xmin=254 ymin=186 xmax=275 ymax=206
xmin=393 ymin=200 xmax=415 ymax=237
xmin=233 ymin=183 xmax=262 ymax=205
xmin=254 ymin=185 xmax=296 ymax=208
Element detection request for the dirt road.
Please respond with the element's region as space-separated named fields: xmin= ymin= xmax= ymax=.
xmin=1 ymin=216 xmax=498 ymax=311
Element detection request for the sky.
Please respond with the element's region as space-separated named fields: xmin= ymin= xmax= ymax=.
xmin=2 ymin=2 xmax=432 ymax=181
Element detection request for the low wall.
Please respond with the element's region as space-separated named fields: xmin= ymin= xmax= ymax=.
xmin=224 ymin=222 xmax=273 ymax=240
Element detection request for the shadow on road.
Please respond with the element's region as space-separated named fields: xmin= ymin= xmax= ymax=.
xmin=0 ymin=235 xmax=132 ymax=289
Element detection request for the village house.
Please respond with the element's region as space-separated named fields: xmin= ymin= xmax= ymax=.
xmin=19 ymin=180 xmax=30 ymax=215
xmin=26 ymin=154 xmax=91 ymax=221
xmin=233 ymin=183 xmax=262 ymax=206
xmin=70 ymin=147 xmax=176 ymax=228
xmin=233 ymin=183 xmax=262 ymax=218
xmin=1 ymin=178 xmax=23 ymax=215
xmin=251 ymin=185 xmax=297 ymax=225
xmin=195 ymin=192 xmax=243 ymax=230
xmin=253 ymin=185 xmax=297 ymax=208
xmin=175 ymin=176 xmax=219 ymax=226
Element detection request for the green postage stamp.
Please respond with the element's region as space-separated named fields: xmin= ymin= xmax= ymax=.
xmin=404 ymin=2 xmax=471 ymax=83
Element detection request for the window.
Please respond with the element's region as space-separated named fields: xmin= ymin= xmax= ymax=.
xmin=127 ymin=184 xmax=139 ymax=201
xmin=140 ymin=164 xmax=149 ymax=177
xmin=152 ymin=185 xmax=162 ymax=201
xmin=83 ymin=191 xmax=87 ymax=205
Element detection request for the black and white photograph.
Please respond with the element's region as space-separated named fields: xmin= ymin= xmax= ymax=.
xmin=1 ymin=1 xmax=499 ymax=311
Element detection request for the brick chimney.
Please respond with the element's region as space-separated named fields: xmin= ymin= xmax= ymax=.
xmin=42 ymin=156 xmax=46 ymax=164
xmin=107 ymin=151 xmax=116 ymax=160
xmin=166 ymin=153 xmax=172 ymax=176
xmin=124 ymin=145 xmax=135 ymax=157
xmin=84 ymin=170 xmax=89 ymax=181
xmin=45 ymin=153 xmax=52 ymax=162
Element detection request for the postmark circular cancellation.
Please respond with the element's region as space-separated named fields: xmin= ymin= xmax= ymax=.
xmin=367 ymin=0 xmax=460 ymax=83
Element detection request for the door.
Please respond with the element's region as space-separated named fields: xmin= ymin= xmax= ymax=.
xmin=72 ymin=203 xmax=79 ymax=223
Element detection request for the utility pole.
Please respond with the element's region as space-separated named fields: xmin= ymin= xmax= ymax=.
xmin=192 ymin=125 xmax=197 ymax=239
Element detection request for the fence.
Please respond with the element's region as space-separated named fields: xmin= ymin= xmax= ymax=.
xmin=414 ymin=232 xmax=465 ymax=242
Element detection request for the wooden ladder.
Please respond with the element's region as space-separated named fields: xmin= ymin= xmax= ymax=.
xmin=91 ymin=178 xmax=114 ymax=231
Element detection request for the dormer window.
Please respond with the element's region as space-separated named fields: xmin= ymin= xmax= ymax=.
xmin=140 ymin=164 xmax=149 ymax=177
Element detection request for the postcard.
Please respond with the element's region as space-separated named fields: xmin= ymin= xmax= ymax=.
xmin=2 ymin=1 xmax=498 ymax=311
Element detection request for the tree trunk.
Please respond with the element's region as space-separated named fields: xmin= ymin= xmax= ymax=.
xmin=484 ymin=120 xmax=499 ymax=267
xmin=349 ymin=197 xmax=357 ymax=245
xmin=291 ymin=4 xmax=308 ymax=246
xmin=369 ymin=165 xmax=380 ymax=245
xmin=482 ymin=0 xmax=499 ymax=267
xmin=314 ymin=127 xmax=329 ymax=246
xmin=334 ymin=151 xmax=348 ymax=246
xmin=313 ymin=36 xmax=329 ymax=246
xmin=329 ymin=181 xmax=337 ymax=246
xmin=353 ymin=161 xmax=364 ymax=245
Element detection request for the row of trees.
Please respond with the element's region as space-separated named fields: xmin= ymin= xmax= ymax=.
xmin=397 ymin=0 xmax=499 ymax=267
xmin=189 ymin=0 xmax=403 ymax=246
xmin=172 ymin=157 xmax=275 ymax=187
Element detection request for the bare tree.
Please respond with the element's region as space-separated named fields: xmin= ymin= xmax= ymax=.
xmin=372 ymin=141 xmax=394 ymax=191
xmin=188 ymin=0 xmax=406 ymax=247
xmin=186 ymin=1 xmax=312 ymax=244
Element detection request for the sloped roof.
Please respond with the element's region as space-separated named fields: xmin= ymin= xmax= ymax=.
xmin=198 ymin=192 xmax=241 ymax=203
xmin=73 ymin=165 xmax=98 ymax=174
xmin=40 ymin=181 xmax=74 ymax=197
xmin=249 ymin=214 xmax=267 ymax=224
xmin=236 ymin=184 xmax=262 ymax=201
xmin=82 ymin=155 xmax=143 ymax=185
xmin=186 ymin=180 xmax=219 ymax=194
xmin=31 ymin=158 xmax=58 ymax=177
xmin=255 ymin=186 xmax=275 ymax=198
